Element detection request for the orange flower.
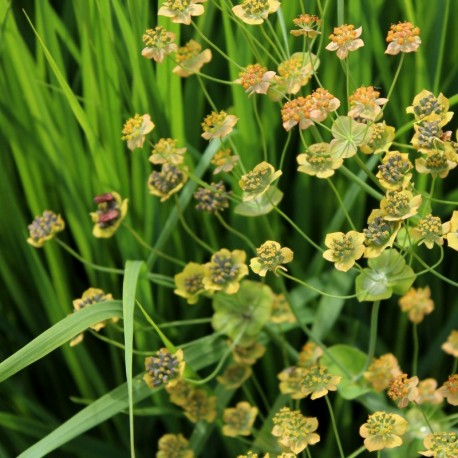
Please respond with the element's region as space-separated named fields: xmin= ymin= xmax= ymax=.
xmin=385 ymin=21 xmax=421 ymax=55
xmin=437 ymin=374 xmax=458 ymax=406
xmin=442 ymin=329 xmax=458 ymax=357
xmin=398 ymin=286 xmax=434 ymax=324
xmin=326 ymin=24 xmax=364 ymax=59
xmin=387 ymin=373 xmax=419 ymax=408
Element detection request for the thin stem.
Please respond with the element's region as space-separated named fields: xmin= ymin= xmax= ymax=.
xmin=414 ymin=401 xmax=435 ymax=434
xmin=339 ymin=166 xmax=384 ymax=201
xmin=260 ymin=24 xmax=286 ymax=62
xmin=353 ymin=154 xmax=385 ymax=191
xmin=252 ymin=96 xmax=268 ymax=162
xmin=159 ymin=317 xmax=213 ymax=328
xmin=250 ymin=371 xmax=271 ymax=414
xmin=383 ymin=53 xmax=406 ymax=111
xmin=88 ymin=330 xmax=152 ymax=355
xmin=361 ymin=301 xmax=381 ymax=376
xmin=346 ymin=446 xmax=367 ymax=458
xmin=278 ymin=130 xmax=292 ymax=171
xmin=325 ymin=395 xmax=345 ymax=458
xmin=326 ymin=178 xmax=356 ymax=230
xmin=422 ymin=176 xmax=437 ymax=217
xmin=197 ymin=75 xmax=218 ymax=111
xmin=266 ymin=17 xmax=288 ymax=59
xmin=215 ymin=212 xmax=257 ymax=252
xmin=412 ymin=323 xmax=419 ymax=376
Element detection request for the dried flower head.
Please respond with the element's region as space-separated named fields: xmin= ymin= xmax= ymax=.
xmin=363 ymin=209 xmax=401 ymax=259
xmin=291 ymin=14 xmax=322 ymax=38
xmin=326 ymin=24 xmax=364 ymax=59
xmin=173 ymin=40 xmax=212 ymax=77
xmin=364 ymin=353 xmax=402 ymax=392
xmin=203 ymin=249 xmax=249 ymax=294
xmin=359 ymin=411 xmax=408 ymax=452
xmin=157 ymin=433 xmax=194 ymax=458
xmin=158 ymin=0 xmax=206 ymax=25
xmin=222 ymin=402 xmax=258 ymax=437
xmin=174 ymin=262 xmax=206 ymax=304
xmin=298 ymin=342 xmax=324 ymax=368
xmin=141 ymin=26 xmax=177 ymax=63
xmin=272 ymin=407 xmax=320 ymax=454
xmin=239 ymin=161 xmax=282 ymax=202
xmin=27 ymin=210 xmax=65 ymax=248
xmin=398 ymin=286 xmax=434 ymax=324
xmin=217 ymin=362 xmax=252 ymax=389
xmin=380 ymin=189 xmax=422 ymax=221
xmin=387 ymin=373 xmax=419 ymax=408
xmin=360 ymin=122 xmax=396 ymax=155
xmin=194 ymin=181 xmax=230 ymax=213
xmin=385 ymin=21 xmax=421 ymax=55
xmin=442 ymin=330 xmax=458 ymax=357
xmin=149 ymin=138 xmax=187 ymax=165
xmin=211 ymin=148 xmax=239 ymax=174
xmin=121 ymin=113 xmax=154 ymax=151
xmin=437 ymin=374 xmax=458 ymax=406
xmin=236 ymin=64 xmax=276 ymax=96
xmin=419 ymin=432 xmax=458 ymax=457
xmin=201 ymin=110 xmax=238 ymax=140
xmin=232 ymin=0 xmax=280 ymax=25
xmin=270 ymin=293 xmax=295 ymax=324
xmin=250 ymin=241 xmax=293 ymax=276
xmin=406 ymin=89 xmax=453 ymax=125
xmin=70 ymin=287 xmax=116 ymax=346
xmin=183 ymin=388 xmax=217 ymax=423
xmin=143 ymin=348 xmax=185 ymax=388
xmin=90 ymin=192 xmax=128 ymax=238
xmin=410 ymin=215 xmax=448 ymax=249
xmin=415 ymin=378 xmax=444 ymax=405
xmin=348 ymin=86 xmax=388 ymax=121
xmin=323 ymin=230 xmax=365 ymax=272
xmin=376 ymin=151 xmax=413 ymax=190
xmin=148 ymin=164 xmax=188 ymax=201
xmin=297 ymin=142 xmax=343 ymax=178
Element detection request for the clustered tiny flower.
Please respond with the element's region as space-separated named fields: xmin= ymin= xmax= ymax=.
xmin=121 ymin=113 xmax=154 ymax=151
xmin=348 ymin=85 xmax=388 ymax=121
xmin=239 ymin=161 xmax=282 ymax=202
xmin=149 ymin=138 xmax=187 ymax=165
xmin=27 ymin=210 xmax=65 ymax=248
xmin=398 ymin=286 xmax=435 ymax=323
xmin=442 ymin=329 xmax=458 ymax=357
xmin=290 ymin=13 xmax=322 ymax=38
xmin=144 ymin=348 xmax=185 ymax=388
xmin=270 ymin=293 xmax=295 ymax=324
xmin=174 ymin=262 xmax=206 ymax=304
xmin=158 ymin=0 xmax=207 ymax=25
xmin=380 ymin=189 xmax=422 ymax=221
xmin=416 ymin=378 xmax=444 ymax=405
xmin=274 ymin=52 xmax=317 ymax=95
xmin=297 ymin=142 xmax=343 ymax=178
xmin=376 ymin=151 xmax=412 ymax=190
xmin=194 ymin=181 xmax=230 ymax=213
xmin=387 ymin=373 xmax=419 ymax=408
xmin=211 ymin=148 xmax=239 ymax=174
xmin=141 ymin=26 xmax=177 ymax=63
xmin=222 ymin=402 xmax=258 ymax=437
xmin=90 ymin=192 xmax=128 ymax=238
xmin=237 ymin=63 xmax=276 ymax=96
xmin=363 ymin=209 xmax=401 ymax=259
xmin=232 ymin=0 xmax=280 ymax=25
xmin=323 ymin=230 xmax=365 ymax=272
xmin=250 ymin=240 xmax=293 ymax=276
xmin=360 ymin=121 xmax=395 ymax=155
xmin=156 ymin=433 xmax=194 ymax=458
xmin=326 ymin=24 xmax=364 ymax=59
xmin=364 ymin=353 xmax=402 ymax=392
xmin=183 ymin=388 xmax=217 ymax=423
xmin=148 ymin=163 xmax=188 ymax=201
xmin=173 ymin=40 xmax=212 ymax=77
xmin=201 ymin=110 xmax=238 ymax=140
xmin=217 ymin=363 xmax=252 ymax=389
xmin=410 ymin=215 xmax=448 ymax=249
xmin=385 ymin=21 xmax=421 ymax=55
xmin=419 ymin=432 xmax=458 ymax=457
xmin=437 ymin=374 xmax=458 ymax=406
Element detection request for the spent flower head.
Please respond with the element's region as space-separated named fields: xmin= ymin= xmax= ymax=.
xmin=297 ymin=142 xmax=343 ymax=178
xmin=399 ymin=286 xmax=434 ymax=323
xmin=272 ymin=407 xmax=320 ymax=454
xmin=174 ymin=262 xmax=206 ymax=304
xmin=348 ymin=85 xmax=388 ymax=121
xmin=364 ymin=353 xmax=402 ymax=392
xmin=148 ymin=163 xmax=188 ymax=201
xmin=232 ymin=0 xmax=281 ymax=25
xmin=149 ymin=138 xmax=187 ymax=165
xmin=437 ymin=374 xmax=458 ymax=406
xmin=376 ymin=151 xmax=413 ymax=190
xmin=323 ymin=230 xmax=365 ymax=272
xmin=156 ymin=433 xmax=194 ymax=458
xmin=410 ymin=215 xmax=448 ymax=249
xmin=194 ymin=181 xmax=230 ymax=213
xmin=442 ymin=329 xmax=458 ymax=357
xmin=385 ymin=21 xmax=421 ymax=55
xmin=173 ymin=40 xmax=212 ymax=77
xmin=143 ymin=348 xmax=185 ymax=388
xmin=363 ymin=209 xmax=401 ymax=259
xmin=326 ymin=24 xmax=364 ymax=59
xmin=250 ymin=240 xmax=293 ymax=276
xmin=275 ymin=52 xmax=318 ymax=95
xmin=203 ymin=249 xmax=249 ymax=294
xmin=201 ymin=110 xmax=238 ymax=140
xmin=359 ymin=411 xmax=408 ymax=452
xmin=27 ymin=210 xmax=65 ymax=248
xmin=278 ymin=366 xmax=308 ymax=399
xmin=121 ymin=113 xmax=154 ymax=151
xmin=406 ymin=89 xmax=453 ymax=125
xmin=166 ymin=379 xmax=194 ymax=407
xmin=231 ymin=341 xmax=266 ymax=365
xmin=236 ymin=63 xmax=276 ymax=96
xmin=158 ymin=0 xmax=206 ymax=25
xmin=387 ymin=373 xmax=419 ymax=408
xmin=419 ymin=432 xmax=458 ymax=457
xmin=298 ymin=342 xmax=324 ymax=368
xmin=90 ymin=192 xmax=128 ymax=238
xmin=141 ymin=26 xmax=177 ymax=63
xmin=291 ymin=13 xmax=322 ymax=38
xmin=222 ymin=402 xmax=258 ymax=437
xmin=239 ymin=161 xmax=282 ymax=202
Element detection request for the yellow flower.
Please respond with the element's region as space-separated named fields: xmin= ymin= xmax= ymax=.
xmin=174 ymin=262 xmax=206 ymax=304
xmin=121 ymin=113 xmax=155 ymax=151
xmin=158 ymin=0 xmax=206 ymax=25
xmin=415 ymin=378 xmax=444 ymax=405
xmin=348 ymin=86 xmax=388 ymax=121
xmin=297 ymin=142 xmax=343 ymax=178
xmin=387 ymin=373 xmax=419 ymax=408
xmin=250 ymin=240 xmax=293 ymax=276
xmin=442 ymin=329 xmax=458 ymax=357
xmin=239 ymin=161 xmax=282 ymax=202
xmin=323 ymin=231 xmax=365 ymax=272
xmin=166 ymin=379 xmax=194 ymax=406
xmin=399 ymin=286 xmax=434 ymax=324
xmin=270 ymin=293 xmax=295 ymax=324
xmin=297 ymin=364 xmax=341 ymax=399
xmin=143 ymin=348 xmax=185 ymax=388
xmin=363 ymin=353 xmax=402 ymax=392
xmin=415 ymin=151 xmax=457 ymax=178
xmin=203 ymin=249 xmax=249 ymax=294
xmin=141 ymin=26 xmax=177 ymax=63
xmin=90 ymin=192 xmax=128 ymax=238
xmin=272 ymin=407 xmax=320 ymax=454
xmin=406 ymin=89 xmax=453 ymax=125
xmin=70 ymin=287 xmax=116 ymax=346
xmin=194 ymin=181 xmax=230 ymax=213
xmin=410 ymin=215 xmax=448 ymax=249
xmin=363 ymin=209 xmax=401 ymax=259
xmin=183 ymin=388 xmax=217 ymax=423
xmin=437 ymin=374 xmax=458 ymax=406
xmin=222 ymin=402 xmax=258 ymax=437
xmin=201 ymin=110 xmax=238 ymax=140
xmin=297 ymin=342 xmax=324 ymax=368
xmin=419 ymin=432 xmax=458 ymax=457
xmin=278 ymin=366 xmax=308 ymax=399
xmin=236 ymin=63 xmax=276 ymax=96
xmin=148 ymin=164 xmax=188 ymax=201
xmin=385 ymin=21 xmax=421 ymax=55
xmin=290 ymin=13 xmax=322 ymax=38
xmin=326 ymin=24 xmax=364 ymax=59
xmin=149 ymin=138 xmax=187 ymax=165
xmin=376 ymin=151 xmax=412 ymax=190
xmin=380 ymin=189 xmax=422 ymax=221
xmin=359 ymin=411 xmax=408 ymax=452
xmin=360 ymin=121 xmax=396 ymax=155
xmin=445 ymin=210 xmax=458 ymax=251
xmin=217 ymin=363 xmax=252 ymax=389
xmin=27 ymin=210 xmax=65 ymax=248
xmin=211 ymin=148 xmax=239 ymax=174
xmin=173 ymin=40 xmax=212 ymax=77
xmin=232 ymin=0 xmax=280 ymax=25
xmin=156 ymin=433 xmax=194 ymax=458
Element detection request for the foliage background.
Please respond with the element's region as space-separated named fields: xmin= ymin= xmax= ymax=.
xmin=1 ymin=0 xmax=458 ymax=456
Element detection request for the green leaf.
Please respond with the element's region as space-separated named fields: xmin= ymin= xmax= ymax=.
xmin=321 ymin=344 xmax=371 ymax=400
xmin=329 ymin=116 xmax=373 ymax=158
xmin=234 ymin=186 xmax=283 ymax=217
xmin=355 ymin=249 xmax=416 ymax=302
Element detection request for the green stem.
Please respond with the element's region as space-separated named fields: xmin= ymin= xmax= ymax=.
xmin=326 ymin=178 xmax=356 ymax=230
xmin=159 ymin=317 xmax=213 ymax=328
xmin=252 ymin=96 xmax=268 ymax=162
xmin=412 ymin=323 xmax=419 ymax=376
xmin=261 ymin=23 xmax=286 ymax=62
xmin=197 ymin=75 xmax=218 ymax=111
xmin=339 ymin=166 xmax=384 ymax=200
xmin=278 ymin=130 xmax=292 ymax=172
xmin=346 ymin=445 xmax=367 ymax=458
xmin=353 ymin=153 xmax=385 ymax=191
xmin=325 ymin=395 xmax=345 ymax=458
xmin=88 ymin=330 xmax=152 ymax=355
xmin=433 ymin=0 xmax=450 ymax=93
xmin=414 ymin=401 xmax=435 ymax=434
xmin=250 ymin=371 xmax=271 ymax=414
xmin=215 ymin=212 xmax=257 ymax=252
xmin=383 ymin=53 xmax=406 ymax=111
xmin=361 ymin=300 xmax=381 ymax=375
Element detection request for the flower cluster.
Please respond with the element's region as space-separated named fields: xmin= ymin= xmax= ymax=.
xmin=27 ymin=210 xmax=65 ymax=248
xmin=143 ymin=348 xmax=185 ymax=388
xmin=121 ymin=113 xmax=154 ymax=151
xmin=194 ymin=181 xmax=230 ymax=213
